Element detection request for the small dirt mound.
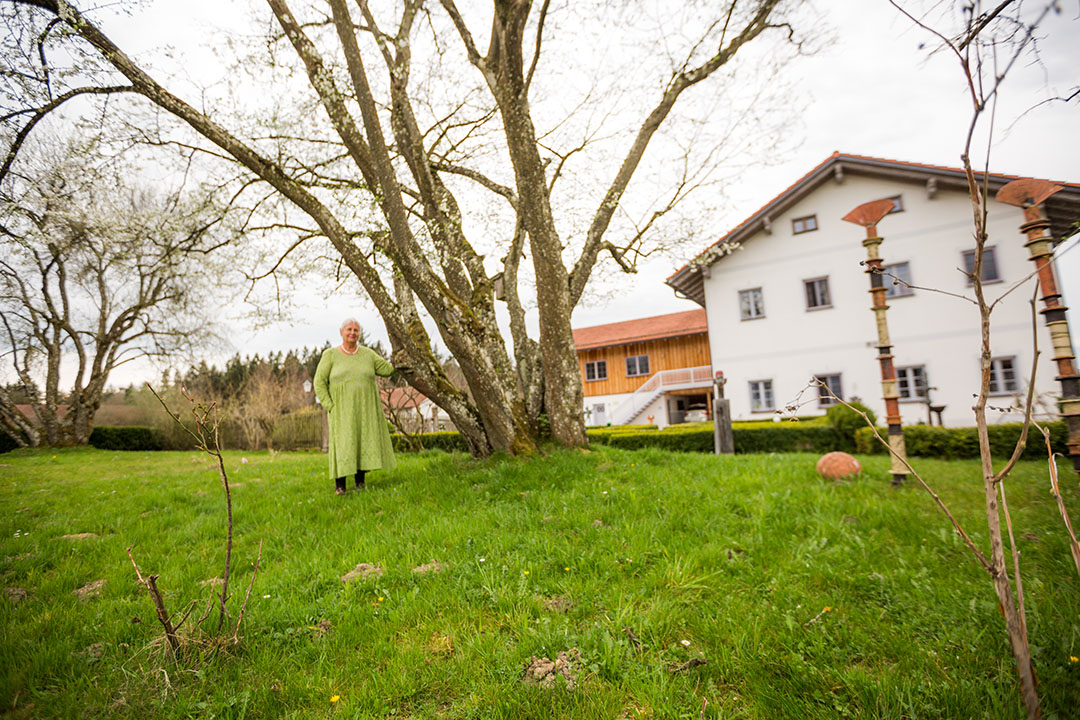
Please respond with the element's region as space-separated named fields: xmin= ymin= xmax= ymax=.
xmin=522 ymin=648 xmax=582 ymax=690
xmin=542 ymin=596 xmax=573 ymax=614
xmin=427 ymin=633 xmax=454 ymax=657
xmin=62 ymin=533 xmax=98 ymax=540
xmin=4 ymin=587 xmax=28 ymax=604
xmin=412 ymin=561 xmax=447 ymax=575
xmin=74 ymin=579 xmax=105 ymax=600
xmin=311 ymin=619 xmax=332 ymax=638
xmin=81 ymin=642 xmax=105 ymax=659
xmin=342 ymin=563 xmax=384 ymax=584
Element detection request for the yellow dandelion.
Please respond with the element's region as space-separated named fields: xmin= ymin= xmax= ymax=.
xmin=564 ymin=567 xmax=570 ymax=571
xmin=378 ymin=596 xmax=384 ymax=602
xmin=524 ymin=570 xmax=530 ymax=575
xmin=824 ymin=606 xmax=832 ymax=612
xmin=1071 ymin=656 xmax=1079 ymax=663
xmin=330 ymin=695 xmax=340 ymax=703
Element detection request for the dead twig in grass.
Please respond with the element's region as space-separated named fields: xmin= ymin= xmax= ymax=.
xmin=126 ymin=547 xmax=179 ymax=655
xmin=232 ymin=540 xmax=263 ymax=642
xmin=670 ymin=657 xmax=707 ymax=673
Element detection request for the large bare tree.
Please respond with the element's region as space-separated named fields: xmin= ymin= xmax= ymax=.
xmin=0 ymin=139 xmax=233 ymax=446
xmin=4 ymin=0 xmax=804 ymax=455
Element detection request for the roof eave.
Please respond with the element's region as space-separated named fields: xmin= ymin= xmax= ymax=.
xmin=576 ymin=326 xmax=708 ymax=351
xmin=666 ymin=154 xmax=1080 ymax=301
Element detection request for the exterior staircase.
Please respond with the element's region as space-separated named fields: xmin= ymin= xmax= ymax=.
xmin=608 ymin=365 xmax=714 ymax=425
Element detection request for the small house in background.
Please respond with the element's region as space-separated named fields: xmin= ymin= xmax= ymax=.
xmin=381 ymin=386 xmax=454 ymax=434
xmin=666 ymin=152 xmax=1080 ymax=427
xmin=573 ymin=309 xmax=713 ymax=428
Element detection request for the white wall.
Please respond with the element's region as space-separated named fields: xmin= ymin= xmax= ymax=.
xmin=702 ymin=175 xmax=1062 ymax=427
xmin=583 ymin=390 xmax=677 ymax=427
xmin=583 ymin=392 xmax=631 ymax=426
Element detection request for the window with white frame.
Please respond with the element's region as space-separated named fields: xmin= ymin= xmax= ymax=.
xmin=749 ymin=380 xmax=774 ymax=412
xmin=989 ymin=356 xmax=1018 ymax=394
xmin=896 ymin=365 xmax=928 ymax=400
xmin=738 ymin=287 xmax=765 ymax=320
xmin=883 ymin=261 xmax=914 ymax=297
xmin=792 ymin=215 xmax=818 ymax=234
xmin=625 ymin=354 xmax=650 ymax=377
xmin=962 ymin=247 xmax=1001 ymax=285
xmin=815 ymin=374 xmax=842 ymax=407
xmin=804 ymin=277 xmax=832 ymax=310
xmin=585 ymin=360 xmax=607 ymax=382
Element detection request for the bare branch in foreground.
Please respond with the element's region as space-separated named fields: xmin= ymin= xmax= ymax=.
xmin=126 ymin=547 xmax=180 ymax=655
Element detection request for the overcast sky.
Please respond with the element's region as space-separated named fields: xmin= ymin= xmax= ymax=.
xmin=100 ymin=1 xmax=1080 ymax=386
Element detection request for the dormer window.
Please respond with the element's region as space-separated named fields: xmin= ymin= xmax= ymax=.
xmin=792 ymin=215 xmax=818 ymax=234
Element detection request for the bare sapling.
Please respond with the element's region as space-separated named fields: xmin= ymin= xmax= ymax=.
xmin=124 ymin=382 xmax=263 ymax=659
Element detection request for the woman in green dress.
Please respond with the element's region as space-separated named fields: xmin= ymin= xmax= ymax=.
xmin=314 ymin=318 xmax=397 ymax=495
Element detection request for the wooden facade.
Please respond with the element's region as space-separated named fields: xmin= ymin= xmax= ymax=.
xmin=578 ymin=332 xmax=711 ymax=397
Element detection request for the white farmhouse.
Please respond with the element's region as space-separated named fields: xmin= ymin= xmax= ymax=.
xmin=666 ymin=153 xmax=1080 ymax=427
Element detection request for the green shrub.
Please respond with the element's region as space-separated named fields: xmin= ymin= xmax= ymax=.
xmin=854 ymin=421 xmax=1068 ymax=460
xmin=826 ymin=400 xmax=877 ymax=451
xmin=270 ymin=407 xmax=323 ymax=450
xmin=88 ymin=426 xmax=163 ymax=451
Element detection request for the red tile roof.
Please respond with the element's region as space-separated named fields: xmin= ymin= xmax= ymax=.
xmin=381 ymin=387 xmax=427 ymax=409
xmin=573 ymin=309 xmax=707 ymax=351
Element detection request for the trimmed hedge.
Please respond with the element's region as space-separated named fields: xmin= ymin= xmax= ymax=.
xmin=855 ymin=421 xmax=1068 ymax=460
xmin=587 ymin=423 xmax=847 ymax=454
xmin=388 ymin=423 xmax=848 ymax=456
xmin=390 ymin=431 xmax=470 ymax=454
xmin=734 ymin=424 xmax=846 ymax=454
xmin=88 ymin=426 xmax=163 ymax=451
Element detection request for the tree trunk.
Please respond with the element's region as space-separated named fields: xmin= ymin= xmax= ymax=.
xmin=976 ymin=404 xmax=1040 ymax=718
xmin=487 ymin=1 xmax=586 ymax=447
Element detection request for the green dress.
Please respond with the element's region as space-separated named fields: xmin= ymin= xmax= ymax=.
xmin=313 ymin=346 xmax=397 ymax=479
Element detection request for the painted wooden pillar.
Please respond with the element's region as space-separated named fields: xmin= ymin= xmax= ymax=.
xmin=996 ymin=179 xmax=1080 ymax=475
xmin=843 ymin=199 xmax=908 ymax=485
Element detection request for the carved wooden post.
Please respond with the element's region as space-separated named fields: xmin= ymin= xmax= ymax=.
xmin=843 ymin=199 xmax=908 ymax=485
xmin=996 ymin=179 xmax=1080 ymax=475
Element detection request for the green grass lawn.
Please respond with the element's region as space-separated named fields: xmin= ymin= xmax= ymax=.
xmin=2 ymin=446 xmax=1079 ymax=719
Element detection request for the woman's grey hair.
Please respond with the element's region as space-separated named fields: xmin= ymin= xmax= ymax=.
xmin=340 ymin=317 xmax=361 ymax=331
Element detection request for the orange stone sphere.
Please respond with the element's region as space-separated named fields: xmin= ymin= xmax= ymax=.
xmin=816 ymin=451 xmax=861 ymax=480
